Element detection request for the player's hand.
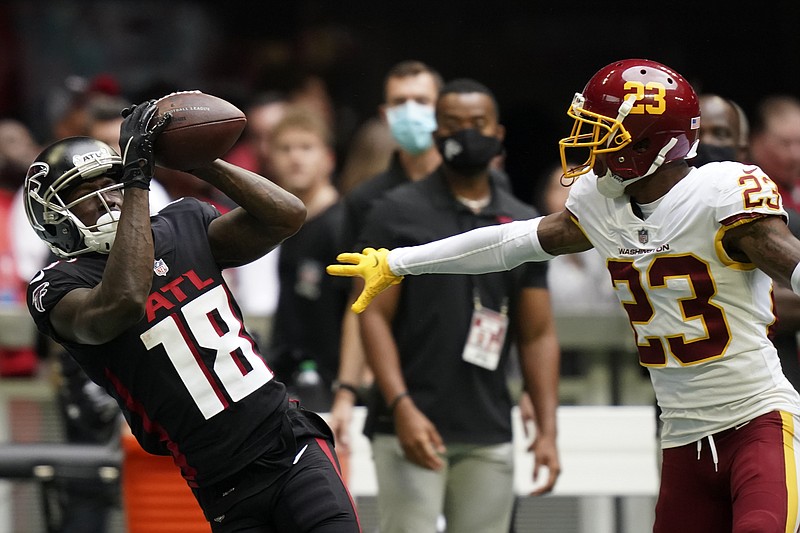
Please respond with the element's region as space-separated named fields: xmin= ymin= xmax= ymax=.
xmin=119 ymin=100 xmax=171 ymax=190
xmin=326 ymin=248 xmax=404 ymax=313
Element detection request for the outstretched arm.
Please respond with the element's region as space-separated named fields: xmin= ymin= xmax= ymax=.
xmin=327 ymin=210 xmax=591 ymax=313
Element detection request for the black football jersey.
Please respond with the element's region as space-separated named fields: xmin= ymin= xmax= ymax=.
xmin=28 ymin=197 xmax=288 ymax=487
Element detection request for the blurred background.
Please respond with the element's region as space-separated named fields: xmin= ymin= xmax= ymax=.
xmin=2 ymin=0 xmax=799 ymax=202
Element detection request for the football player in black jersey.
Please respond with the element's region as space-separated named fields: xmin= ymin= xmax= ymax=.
xmin=23 ymin=100 xmax=361 ymax=532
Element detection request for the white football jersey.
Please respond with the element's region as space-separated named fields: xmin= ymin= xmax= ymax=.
xmin=566 ymin=162 xmax=800 ymax=448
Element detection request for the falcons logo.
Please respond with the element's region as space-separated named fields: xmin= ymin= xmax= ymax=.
xmin=32 ymin=282 xmax=50 ymax=313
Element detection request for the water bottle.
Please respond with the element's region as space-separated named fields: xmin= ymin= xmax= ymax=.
xmin=293 ymin=360 xmax=330 ymax=412
xmin=295 ymin=360 xmax=321 ymax=388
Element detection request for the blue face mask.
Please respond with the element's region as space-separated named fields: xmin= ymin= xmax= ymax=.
xmin=386 ymin=101 xmax=437 ymax=155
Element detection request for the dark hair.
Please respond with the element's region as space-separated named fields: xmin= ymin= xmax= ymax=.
xmin=438 ymin=78 xmax=500 ymax=119
xmin=383 ymin=60 xmax=444 ymax=99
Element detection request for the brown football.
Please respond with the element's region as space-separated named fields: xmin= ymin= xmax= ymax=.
xmin=153 ymin=91 xmax=246 ymax=171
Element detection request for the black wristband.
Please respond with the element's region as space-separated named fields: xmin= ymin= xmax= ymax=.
xmin=389 ymin=391 xmax=410 ymax=412
xmin=123 ymin=179 xmax=150 ymax=190
xmin=122 ymin=167 xmax=151 ymax=190
xmin=333 ymin=381 xmax=359 ymax=396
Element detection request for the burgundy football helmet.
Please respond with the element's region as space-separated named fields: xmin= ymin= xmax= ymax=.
xmin=558 ymin=59 xmax=701 ymax=197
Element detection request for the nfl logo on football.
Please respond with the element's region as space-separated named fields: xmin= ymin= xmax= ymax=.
xmin=638 ymin=228 xmax=649 ymax=245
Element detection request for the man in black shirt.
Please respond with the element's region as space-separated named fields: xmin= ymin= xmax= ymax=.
xmin=354 ymin=79 xmax=561 ymax=533
xmin=331 ymin=62 xmax=516 ymax=442
xmin=23 ymin=101 xmax=360 ymax=532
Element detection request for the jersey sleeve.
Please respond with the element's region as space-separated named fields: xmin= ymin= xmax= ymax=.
xmin=710 ymin=162 xmax=787 ymax=226
xmin=27 ymin=266 xmax=92 ymax=342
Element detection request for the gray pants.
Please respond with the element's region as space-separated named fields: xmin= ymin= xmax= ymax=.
xmin=371 ymin=434 xmax=514 ymax=533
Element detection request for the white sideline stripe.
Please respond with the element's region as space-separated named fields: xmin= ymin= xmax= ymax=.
xmin=321 ymin=405 xmax=660 ymax=498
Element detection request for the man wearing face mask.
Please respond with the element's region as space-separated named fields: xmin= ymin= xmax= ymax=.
xmin=340 ymin=61 xmax=443 ymax=252
xmin=329 ymin=60 xmax=445 ymax=459
xmin=329 ymin=62 xmax=515 ymax=456
xmin=353 ymin=78 xmax=561 ymax=533
xmin=690 ymin=94 xmax=741 ymax=167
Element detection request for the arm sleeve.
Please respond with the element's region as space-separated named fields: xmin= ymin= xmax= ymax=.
xmin=388 ymin=217 xmax=553 ymax=276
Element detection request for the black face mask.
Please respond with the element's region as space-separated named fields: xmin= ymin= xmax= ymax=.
xmin=690 ymin=144 xmax=738 ymax=167
xmin=435 ymin=128 xmax=503 ymax=176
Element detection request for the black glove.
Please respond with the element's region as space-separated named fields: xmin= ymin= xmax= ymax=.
xmin=118 ymin=100 xmax=171 ymax=190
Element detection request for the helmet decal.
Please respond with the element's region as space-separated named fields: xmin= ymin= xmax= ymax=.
xmin=558 ymin=59 xmax=700 ymax=194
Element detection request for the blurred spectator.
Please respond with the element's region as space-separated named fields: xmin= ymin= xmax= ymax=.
xmin=329 ymin=59 xmax=444 ymax=456
xmin=339 ymin=60 xmax=443 ymax=250
xmin=0 ymin=118 xmax=40 ymax=376
xmin=730 ymin=100 xmax=751 ymax=162
xmin=336 ymin=116 xmax=395 ymax=195
xmin=221 ymin=92 xmax=289 ymax=339
xmin=357 ymin=78 xmax=560 ymax=533
xmin=0 ymin=118 xmax=40 ymax=171
xmin=48 ymin=74 xmax=122 ymax=143
xmin=749 ymin=95 xmax=800 ymax=211
xmin=690 ymin=94 xmax=741 ymax=167
xmin=85 ymin=94 xmax=130 ymax=149
xmin=225 ymin=91 xmax=289 ymax=177
xmin=288 ymin=74 xmax=336 ymax=136
xmin=265 ymin=107 xmax=349 ymax=412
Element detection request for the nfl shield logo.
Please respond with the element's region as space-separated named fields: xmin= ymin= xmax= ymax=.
xmin=637 ymin=228 xmax=649 ymax=245
xmin=153 ymin=258 xmax=169 ymax=277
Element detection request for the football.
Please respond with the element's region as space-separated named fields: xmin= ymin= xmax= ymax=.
xmin=152 ymin=91 xmax=246 ymax=171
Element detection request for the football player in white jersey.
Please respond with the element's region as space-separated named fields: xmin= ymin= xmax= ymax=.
xmin=328 ymin=59 xmax=800 ymax=532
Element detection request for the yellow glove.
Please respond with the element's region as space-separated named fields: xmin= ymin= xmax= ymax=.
xmin=326 ymin=247 xmax=404 ymax=313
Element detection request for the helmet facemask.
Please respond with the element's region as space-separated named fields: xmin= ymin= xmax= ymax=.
xmin=25 ymin=142 xmax=125 ymax=257
xmin=559 ymin=92 xmax=636 ymax=182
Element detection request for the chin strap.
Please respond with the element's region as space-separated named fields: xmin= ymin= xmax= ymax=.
xmin=597 ymin=136 xmax=686 ymax=199
xmin=643 ymin=137 xmax=679 ymax=177
xmin=80 ymin=211 xmax=121 ymax=254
